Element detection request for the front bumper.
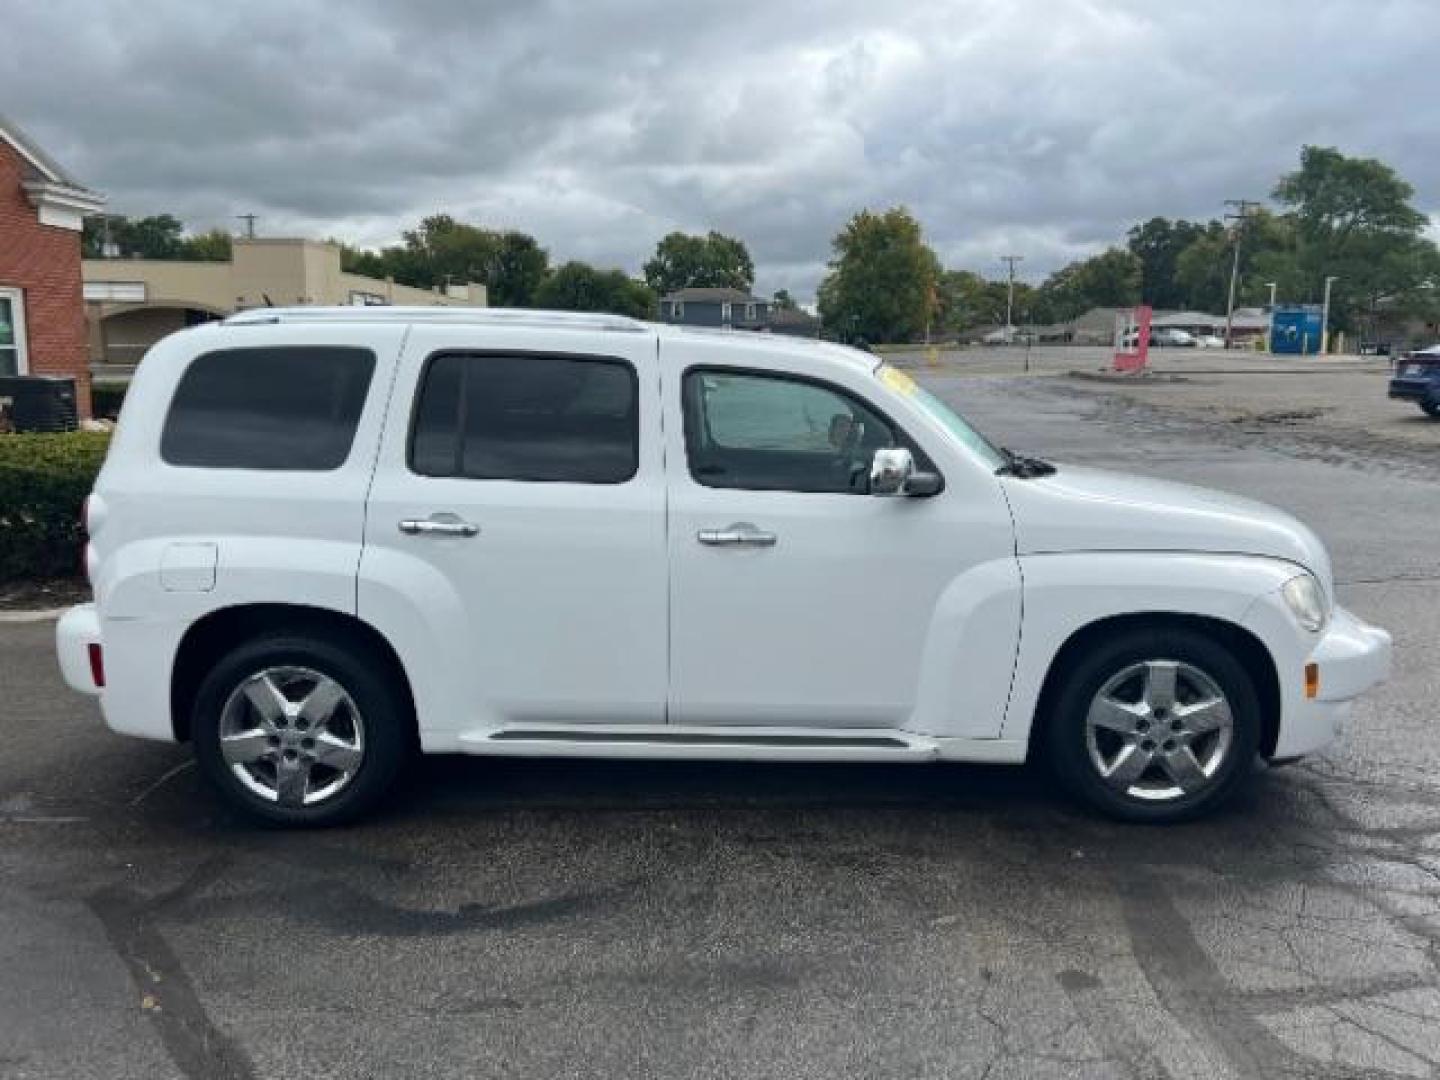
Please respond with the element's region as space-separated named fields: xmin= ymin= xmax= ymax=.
xmin=55 ymin=602 xmax=102 ymax=696
xmin=1271 ymin=605 xmax=1392 ymax=759
xmin=1310 ymin=606 xmax=1393 ymax=703
xmin=1388 ymin=377 xmax=1434 ymax=402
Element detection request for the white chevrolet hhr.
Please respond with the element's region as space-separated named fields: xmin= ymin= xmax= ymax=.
xmin=57 ymin=307 xmax=1391 ymax=826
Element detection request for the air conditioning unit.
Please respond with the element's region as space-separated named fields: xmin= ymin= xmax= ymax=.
xmin=0 ymin=376 xmax=79 ymax=433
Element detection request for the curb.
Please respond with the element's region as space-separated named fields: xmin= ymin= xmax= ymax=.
xmin=1066 ymin=370 xmax=1190 ymax=384
xmin=0 ymin=607 xmax=66 ymax=625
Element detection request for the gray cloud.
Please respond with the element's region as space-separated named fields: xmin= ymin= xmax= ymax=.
xmin=6 ymin=0 xmax=1439 ymax=297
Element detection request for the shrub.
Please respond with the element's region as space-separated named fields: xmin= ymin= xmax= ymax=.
xmin=0 ymin=432 xmax=111 ymax=582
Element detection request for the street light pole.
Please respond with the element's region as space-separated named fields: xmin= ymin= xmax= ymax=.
xmin=1319 ymin=275 xmax=1338 ymax=356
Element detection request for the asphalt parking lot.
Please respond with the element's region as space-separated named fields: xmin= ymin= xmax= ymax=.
xmin=2 ymin=371 xmax=1438 ymax=1080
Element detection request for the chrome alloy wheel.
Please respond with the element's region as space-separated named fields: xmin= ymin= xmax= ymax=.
xmin=218 ymin=666 xmax=366 ymax=808
xmin=1084 ymin=660 xmax=1234 ymax=803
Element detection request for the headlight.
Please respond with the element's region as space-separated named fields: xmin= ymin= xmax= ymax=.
xmin=1282 ymin=573 xmax=1329 ymax=633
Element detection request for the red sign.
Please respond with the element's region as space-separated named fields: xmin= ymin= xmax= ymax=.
xmin=1113 ymin=306 xmax=1152 ymax=373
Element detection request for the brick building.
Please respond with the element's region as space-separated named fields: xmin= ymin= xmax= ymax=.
xmin=0 ymin=114 xmax=105 ymax=414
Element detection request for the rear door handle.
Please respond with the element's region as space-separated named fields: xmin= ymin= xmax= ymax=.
xmin=697 ymin=522 xmax=777 ymax=547
xmin=399 ymin=514 xmax=480 ymax=538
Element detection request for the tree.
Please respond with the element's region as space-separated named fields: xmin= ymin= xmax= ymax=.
xmin=82 ymin=214 xmax=232 ymax=261
xmin=388 ymin=214 xmax=496 ymax=290
xmin=817 ymin=208 xmax=941 ymax=343
xmin=1126 ymin=217 xmax=1207 ymax=309
xmin=933 ymin=270 xmax=1033 ymax=334
xmin=337 ymin=216 xmax=550 ymax=306
xmin=1036 ymin=248 xmax=1142 ymax=324
xmin=1274 ymin=146 xmax=1437 ymax=331
xmin=643 ymin=231 xmax=755 ymax=294
xmin=83 ymin=214 xmax=183 ymax=259
xmin=772 ymin=288 xmax=798 ymax=311
xmin=177 ymin=229 xmax=232 ymax=262
xmin=1170 ymin=215 xmax=1299 ymax=313
xmin=337 ymin=242 xmax=388 ymax=279
xmin=533 ymin=262 xmax=657 ymax=319
xmin=489 ymin=231 xmax=549 ymax=307
xmin=1173 ymin=222 xmax=1234 ymax=313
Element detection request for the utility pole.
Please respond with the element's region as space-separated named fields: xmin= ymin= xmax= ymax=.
xmin=236 ymin=214 xmax=258 ymax=239
xmin=999 ymin=254 xmax=1023 ymax=339
xmin=1319 ymin=275 xmax=1339 ymax=356
xmin=1222 ymin=200 xmax=1260 ymax=349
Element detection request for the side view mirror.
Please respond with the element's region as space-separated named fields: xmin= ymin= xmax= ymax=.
xmin=870 ymin=447 xmax=942 ymax=497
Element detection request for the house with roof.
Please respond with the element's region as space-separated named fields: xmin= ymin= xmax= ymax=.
xmin=660 ymin=287 xmax=771 ymax=330
xmin=0 ymin=114 xmax=105 ymax=413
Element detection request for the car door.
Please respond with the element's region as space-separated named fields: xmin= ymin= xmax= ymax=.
xmin=664 ymin=339 xmax=1018 ymax=733
xmin=360 ymin=324 xmax=667 ymax=738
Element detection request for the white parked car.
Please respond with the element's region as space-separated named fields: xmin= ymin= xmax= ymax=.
xmin=1152 ymin=328 xmax=1197 ymax=347
xmin=57 ymin=308 xmax=1391 ymax=826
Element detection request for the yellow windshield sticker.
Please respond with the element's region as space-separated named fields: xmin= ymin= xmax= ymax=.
xmin=878 ymin=365 xmax=918 ymax=396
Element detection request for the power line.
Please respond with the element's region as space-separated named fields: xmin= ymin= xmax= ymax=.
xmin=1222 ymin=199 xmax=1261 ymax=348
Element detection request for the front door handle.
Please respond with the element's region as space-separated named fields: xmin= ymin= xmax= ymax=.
xmin=697 ymin=522 xmax=777 ymax=547
xmin=399 ymin=514 xmax=480 ymax=538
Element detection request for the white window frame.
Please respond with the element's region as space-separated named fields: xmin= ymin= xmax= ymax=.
xmin=0 ymin=286 xmax=29 ymax=376
xmin=721 ymin=302 xmax=732 ymax=323
xmin=745 ymin=302 xmax=757 ymax=320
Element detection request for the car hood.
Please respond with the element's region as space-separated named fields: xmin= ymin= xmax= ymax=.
xmin=1001 ymin=465 xmax=1332 ymax=586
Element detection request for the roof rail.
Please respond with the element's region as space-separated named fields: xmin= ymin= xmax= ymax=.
xmin=222 ymin=306 xmax=649 ymax=333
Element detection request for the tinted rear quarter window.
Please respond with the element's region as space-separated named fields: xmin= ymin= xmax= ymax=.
xmin=161 ymin=346 xmax=376 ymax=470
xmin=410 ymin=353 xmax=638 ymax=484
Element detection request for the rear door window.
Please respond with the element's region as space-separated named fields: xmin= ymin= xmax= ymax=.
xmin=161 ymin=346 xmax=376 ymax=470
xmin=409 ymin=353 xmax=639 ymax=484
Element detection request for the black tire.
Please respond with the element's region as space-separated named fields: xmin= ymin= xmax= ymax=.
xmin=1042 ymin=627 xmax=1261 ymax=823
xmin=192 ymin=632 xmax=413 ymax=827
xmin=1421 ymin=400 xmax=1440 ymax=419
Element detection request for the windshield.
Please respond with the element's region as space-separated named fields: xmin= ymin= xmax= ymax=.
xmin=875 ymin=364 xmax=1007 ymax=471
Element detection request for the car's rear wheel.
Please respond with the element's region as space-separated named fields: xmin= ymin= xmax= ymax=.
xmin=192 ymin=633 xmax=412 ymax=826
xmin=1421 ymin=399 xmax=1440 ymax=418
xmin=1043 ymin=627 xmax=1261 ymax=822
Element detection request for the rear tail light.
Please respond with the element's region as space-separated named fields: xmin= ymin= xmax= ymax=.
xmin=87 ymin=643 xmax=106 ymax=689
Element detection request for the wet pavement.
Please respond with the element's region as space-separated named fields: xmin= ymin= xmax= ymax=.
xmin=1 ymin=374 xmax=1437 ymax=1079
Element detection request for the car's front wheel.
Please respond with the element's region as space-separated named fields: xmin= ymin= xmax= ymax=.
xmin=192 ymin=633 xmax=412 ymax=826
xmin=1421 ymin=399 xmax=1440 ymax=419
xmin=1043 ymin=627 xmax=1261 ymax=822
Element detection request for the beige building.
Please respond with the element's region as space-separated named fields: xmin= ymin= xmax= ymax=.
xmin=84 ymin=238 xmax=486 ymax=366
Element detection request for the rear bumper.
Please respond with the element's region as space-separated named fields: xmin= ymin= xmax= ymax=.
xmin=55 ymin=603 xmax=102 ymax=696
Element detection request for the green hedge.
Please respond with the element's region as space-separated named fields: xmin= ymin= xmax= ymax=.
xmin=0 ymin=432 xmax=111 ymax=582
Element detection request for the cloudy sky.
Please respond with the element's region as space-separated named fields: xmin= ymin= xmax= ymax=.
xmin=5 ymin=0 xmax=1438 ymax=297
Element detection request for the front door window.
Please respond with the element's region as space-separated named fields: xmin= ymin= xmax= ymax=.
xmin=0 ymin=289 xmax=26 ymax=377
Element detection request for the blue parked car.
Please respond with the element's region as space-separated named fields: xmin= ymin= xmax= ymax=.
xmin=1389 ymin=345 xmax=1440 ymax=418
